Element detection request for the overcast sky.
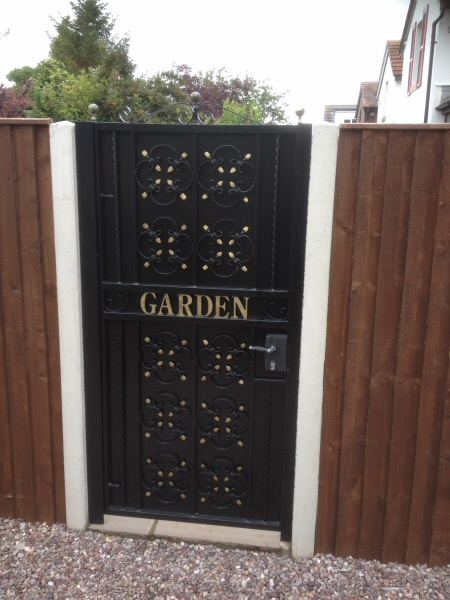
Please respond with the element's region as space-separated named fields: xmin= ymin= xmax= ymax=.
xmin=1 ymin=0 xmax=410 ymax=123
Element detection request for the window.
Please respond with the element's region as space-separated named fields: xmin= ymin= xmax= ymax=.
xmin=408 ymin=5 xmax=429 ymax=94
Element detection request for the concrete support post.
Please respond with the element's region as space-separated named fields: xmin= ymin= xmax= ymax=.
xmin=50 ymin=121 xmax=88 ymax=530
xmin=291 ymin=123 xmax=339 ymax=557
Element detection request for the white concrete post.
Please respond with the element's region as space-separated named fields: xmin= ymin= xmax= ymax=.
xmin=291 ymin=123 xmax=339 ymax=557
xmin=50 ymin=121 xmax=89 ymax=530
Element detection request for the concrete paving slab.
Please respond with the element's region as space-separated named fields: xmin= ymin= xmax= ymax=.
xmin=89 ymin=514 xmax=155 ymax=536
xmin=153 ymin=520 xmax=281 ymax=550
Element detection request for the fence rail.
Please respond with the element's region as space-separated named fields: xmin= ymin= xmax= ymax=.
xmin=0 ymin=119 xmax=65 ymax=524
xmin=316 ymin=124 xmax=450 ymax=567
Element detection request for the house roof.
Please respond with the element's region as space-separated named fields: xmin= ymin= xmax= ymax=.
xmin=376 ymin=40 xmax=403 ymax=98
xmin=356 ymin=82 xmax=378 ymax=110
xmin=387 ymin=40 xmax=403 ymax=78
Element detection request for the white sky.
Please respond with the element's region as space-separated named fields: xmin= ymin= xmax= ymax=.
xmin=1 ymin=0 xmax=410 ymax=123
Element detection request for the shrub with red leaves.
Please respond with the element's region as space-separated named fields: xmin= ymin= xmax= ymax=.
xmin=0 ymin=83 xmax=33 ymax=118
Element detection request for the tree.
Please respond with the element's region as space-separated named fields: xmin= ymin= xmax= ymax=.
xmin=5 ymin=1 xmax=287 ymax=123
xmin=0 ymin=83 xmax=32 ymax=117
xmin=150 ymin=65 xmax=288 ymax=123
xmin=49 ymin=0 xmax=135 ymax=77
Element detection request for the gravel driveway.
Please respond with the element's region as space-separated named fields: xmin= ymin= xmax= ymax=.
xmin=1 ymin=518 xmax=448 ymax=599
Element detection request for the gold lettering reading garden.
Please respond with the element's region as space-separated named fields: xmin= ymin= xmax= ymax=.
xmin=140 ymin=292 xmax=249 ymax=320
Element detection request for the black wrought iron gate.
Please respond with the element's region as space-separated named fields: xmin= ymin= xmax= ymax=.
xmin=76 ymin=122 xmax=311 ymax=539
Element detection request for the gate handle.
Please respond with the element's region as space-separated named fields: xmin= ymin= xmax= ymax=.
xmin=249 ymin=345 xmax=276 ymax=354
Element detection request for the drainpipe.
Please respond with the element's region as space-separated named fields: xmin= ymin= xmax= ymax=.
xmin=424 ymin=0 xmax=450 ymax=122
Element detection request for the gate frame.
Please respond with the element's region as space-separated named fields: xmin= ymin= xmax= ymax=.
xmin=50 ymin=120 xmax=338 ymax=555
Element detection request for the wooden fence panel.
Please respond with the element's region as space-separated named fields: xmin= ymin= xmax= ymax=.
xmin=335 ymin=129 xmax=387 ymax=557
xmin=358 ymin=129 xmax=416 ymax=560
xmin=0 ymin=120 xmax=65 ymax=525
xmin=316 ymin=124 xmax=450 ymax=567
xmin=405 ymin=130 xmax=450 ymax=565
xmin=315 ymin=129 xmax=361 ymax=552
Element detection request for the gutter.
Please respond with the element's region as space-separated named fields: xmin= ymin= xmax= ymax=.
xmin=424 ymin=1 xmax=450 ymax=122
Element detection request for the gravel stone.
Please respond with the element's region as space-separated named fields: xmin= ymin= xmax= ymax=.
xmin=0 ymin=518 xmax=448 ymax=599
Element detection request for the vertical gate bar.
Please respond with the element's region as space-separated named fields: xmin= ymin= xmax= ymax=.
xmin=111 ymin=130 xmax=126 ymax=507
xmin=97 ymin=130 xmax=112 ymax=518
xmin=112 ymin=131 xmax=122 ymax=282
xmin=263 ymin=382 xmax=273 ymax=522
xmin=271 ymin=134 xmax=280 ymax=290
xmin=281 ymin=125 xmax=312 ymax=540
xmin=76 ymin=122 xmax=104 ymax=523
xmin=129 ymin=130 xmax=139 ymax=284
xmin=249 ymin=324 xmax=257 ymax=520
xmin=192 ymin=321 xmax=198 ymax=515
xmin=252 ymin=133 xmax=263 ymax=290
xmin=192 ymin=131 xmax=199 ymax=287
xmin=116 ymin=320 xmax=126 ymax=507
xmin=124 ymin=319 xmax=141 ymax=510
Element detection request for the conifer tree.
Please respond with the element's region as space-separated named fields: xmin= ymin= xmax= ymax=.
xmin=49 ymin=0 xmax=135 ymax=77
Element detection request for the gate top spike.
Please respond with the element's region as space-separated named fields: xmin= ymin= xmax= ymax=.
xmin=190 ymin=91 xmax=201 ymax=103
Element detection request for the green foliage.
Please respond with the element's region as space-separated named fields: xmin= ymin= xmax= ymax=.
xmin=216 ymin=99 xmax=267 ymax=125
xmin=49 ymin=0 xmax=135 ymax=77
xmin=26 ymin=59 xmax=71 ymax=119
xmin=154 ymin=65 xmax=288 ymax=124
xmin=5 ymin=2 xmax=287 ymax=124
xmin=7 ymin=66 xmax=35 ymax=89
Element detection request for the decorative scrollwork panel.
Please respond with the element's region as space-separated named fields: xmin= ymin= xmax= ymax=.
xmin=137 ymin=218 xmax=193 ymax=275
xmin=141 ymin=452 xmax=190 ymax=503
xmin=140 ymin=331 xmax=192 ymax=383
xmin=197 ymin=219 xmax=253 ymax=278
xmin=141 ymin=392 xmax=191 ymax=444
xmin=197 ymin=146 xmax=256 ymax=208
xmin=196 ymin=457 xmax=248 ymax=509
xmin=197 ymin=334 xmax=250 ymax=388
xmin=196 ymin=397 xmax=249 ymax=449
xmin=136 ymin=145 xmax=193 ymax=206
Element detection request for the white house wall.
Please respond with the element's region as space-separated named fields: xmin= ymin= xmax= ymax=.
xmin=377 ymin=74 xmax=404 ymax=123
xmin=398 ymin=0 xmax=450 ymax=122
xmin=399 ymin=0 xmax=433 ymax=121
xmin=430 ymin=9 xmax=450 ymax=122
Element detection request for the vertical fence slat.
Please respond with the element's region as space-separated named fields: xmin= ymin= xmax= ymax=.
xmin=382 ymin=130 xmax=444 ymax=563
xmin=0 ymin=125 xmax=36 ymax=521
xmin=429 ymin=368 xmax=450 ymax=566
xmin=315 ymin=130 xmax=361 ymax=553
xmin=0 ymin=282 xmax=15 ymax=517
xmin=334 ymin=129 xmax=387 ymax=557
xmin=13 ymin=125 xmax=56 ymax=524
xmin=35 ymin=126 xmax=66 ymax=523
xmin=358 ymin=130 xmax=416 ymax=559
xmin=0 ymin=127 xmax=15 ymax=517
xmin=405 ymin=130 xmax=450 ymax=564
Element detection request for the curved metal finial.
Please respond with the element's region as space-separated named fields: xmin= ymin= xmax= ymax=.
xmin=119 ymin=90 xmax=273 ymax=125
xmin=89 ymin=103 xmax=99 ymax=122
